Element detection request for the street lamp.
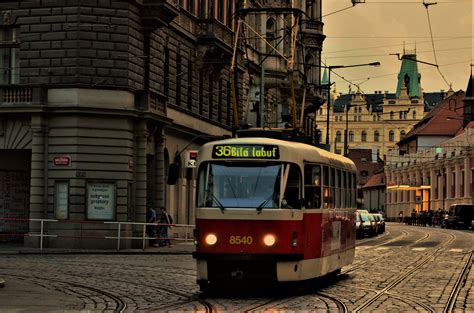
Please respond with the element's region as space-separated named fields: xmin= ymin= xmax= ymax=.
xmin=324 ymin=62 xmax=381 ymax=150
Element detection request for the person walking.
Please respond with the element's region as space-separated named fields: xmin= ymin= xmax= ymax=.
xmin=146 ymin=205 xmax=159 ymax=247
xmin=158 ymin=207 xmax=173 ymax=247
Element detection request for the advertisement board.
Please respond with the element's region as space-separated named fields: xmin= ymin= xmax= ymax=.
xmin=86 ymin=182 xmax=116 ymax=220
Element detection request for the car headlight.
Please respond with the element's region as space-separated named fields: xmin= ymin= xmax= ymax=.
xmin=205 ymin=234 xmax=217 ymax=245
xmin=263 ymin=234 xmax=276 ymax=247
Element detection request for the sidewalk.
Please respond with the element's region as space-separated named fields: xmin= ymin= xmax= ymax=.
xmin=0 ymin=241 xmax=196 ymax=255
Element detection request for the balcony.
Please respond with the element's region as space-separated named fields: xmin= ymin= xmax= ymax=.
xmin=0 ymin=86 xmax=47 ymax=106
xmin=141 ymin=0 xmax=180 ymax=29
xmin=135 ymin=89 xmax=167 ymax=116
xmin=301 ymin=19 xmax=325 ymax=48
xmin=195 ymin=19 xmax=234 ymax=62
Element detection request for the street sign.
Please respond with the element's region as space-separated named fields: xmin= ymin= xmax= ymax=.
xmin=53 ymin=156 xmax=71 ymax=166
xmin=184 ymin=150 xmax=198 ymax=168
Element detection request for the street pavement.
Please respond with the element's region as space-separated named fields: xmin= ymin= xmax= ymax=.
xmin=0 ymin=242 xmax=195 ymax=312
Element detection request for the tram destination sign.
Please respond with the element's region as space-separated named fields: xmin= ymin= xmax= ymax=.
xmin=212 ymin=144 xmax=280 ymax=159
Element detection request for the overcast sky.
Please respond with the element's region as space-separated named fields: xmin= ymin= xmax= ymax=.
xmin=321 ymin=0 xmax=472 ymax=95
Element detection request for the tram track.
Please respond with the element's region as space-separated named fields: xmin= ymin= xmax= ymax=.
xmin=443 ymin=250 xmax=473 ymax=313
xmin=2 ymin=273 xmax=127 ymax=312
xmin=352 ymin=232 xmax=457 ymax=312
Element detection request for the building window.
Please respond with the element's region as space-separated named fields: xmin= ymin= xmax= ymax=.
xmin=198 ymin=69 xmax=204 ymax=114
xmin=208 ymin=75 xmax=214 ymax=119
xmin=217 ymin=79 xmax=223 ymax=122
xmin=335 ymin=131 xmax=341 ymax=143
xmin=389 ymin=130 xmax=394 ymax=142
xmin=266 ymin=18 xmax=276 ymax=53
xmin=358 ymin=115 xmax=361 ymax=121
xmin=374 ymin=130 xmax=379 ymax=142
xmin=413 ymin=111 xmax=416 ymax=120
xmin=187 ymin=59 xmax=193 ymax=110
xmin=373 ymin=115 xmax=376 ymax=121
xmin=217 ymin=0 xmax=225 ymax=22
xmin=0 ymin=27 xmax=19 ymax=84
xmin=390 ymin=111 xmax=394 ymax=120
xmin=353 ymin=115 xmax=357 ymax=121
xmin=400 ymin=130 xmax=406 ymax=140
xmin=349 ymin=131 xmax=354 ymax=142
xmin=361 ymin=131 xmax=367 ymax=142
xmin=399 ymin=111 xmax=403 ymax=119
xmin=176 ymin=53 xmax=182 ymax=107
xmin=163 ymin=47 xmax=170 ymax=97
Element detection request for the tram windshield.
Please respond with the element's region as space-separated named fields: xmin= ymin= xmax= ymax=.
xmin=197 ymin=162 xmax=300 ymax=210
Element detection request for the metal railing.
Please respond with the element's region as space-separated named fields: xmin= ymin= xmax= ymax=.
xmin=0 ymin=218 xmax=194 ymax=251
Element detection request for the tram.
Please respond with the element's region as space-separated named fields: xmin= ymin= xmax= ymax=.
xmin=192 ymin=134 xmax=357 ymax=291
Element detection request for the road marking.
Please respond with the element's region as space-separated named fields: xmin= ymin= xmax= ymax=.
xmin=375 ymin=247 xmax=389 ymax=250
xmin=448 ymin=249 xmax=463 ymax=253
xmin=412 ymin=248 xmax=427 ymax=251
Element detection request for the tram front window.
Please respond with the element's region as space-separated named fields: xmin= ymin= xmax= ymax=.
xmin=197 ymin=162 xmax=297 ymax=209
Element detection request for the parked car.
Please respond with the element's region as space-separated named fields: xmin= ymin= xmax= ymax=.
xmin=372 ymin=213 xmax=385 ymax=233
xmin=446 ymin=204 xmax=474 ymax=229
xmin=356 ymin=210 xmax=376 ymax=237
xmin=368 ymin=213 xmax=379 ymax=236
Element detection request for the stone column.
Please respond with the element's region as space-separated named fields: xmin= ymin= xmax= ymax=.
xmin=464 ymin=156 xmax=470 ymax=200
xmin=446 ymin=166 xmax=452 ymax=204
xmin=430 ymin=167 xmax=436 ymax=208
xmin=155 ymin=127 xmax=166 ymax=208
xmin=27 ymin=115 xmax=48 ymax=247
xmin=134 ymin=120 xmax=148 ymax=227
xmin=454 ymin=163 xmax=461 ymax=199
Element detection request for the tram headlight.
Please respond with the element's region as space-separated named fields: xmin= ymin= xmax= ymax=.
xmin=263 ymin=234 xmax=276 ymax=247
xmin=205 ymin=233 xmax=218 ymax=245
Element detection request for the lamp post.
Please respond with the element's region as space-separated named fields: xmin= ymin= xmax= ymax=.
xmin=436 ymin=167 xmax=445 ymax=212
xmin=324 ymin=62 xmax=381 ymax=151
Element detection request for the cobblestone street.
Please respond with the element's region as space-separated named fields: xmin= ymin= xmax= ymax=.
xmin=0 ymin=224 xmax=472 ymax=312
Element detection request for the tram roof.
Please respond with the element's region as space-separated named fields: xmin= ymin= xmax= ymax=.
xmin=198 ymin=137 xmax=356 ymax=171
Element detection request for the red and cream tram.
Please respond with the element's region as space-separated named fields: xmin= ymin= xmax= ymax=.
xmin=192 ymin=136 xmax=357 ymax=290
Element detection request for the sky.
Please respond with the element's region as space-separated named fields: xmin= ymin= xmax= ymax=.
xmin=321 ymin=0 xmax=472 ymax=95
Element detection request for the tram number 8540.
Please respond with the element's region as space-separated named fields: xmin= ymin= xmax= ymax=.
xmin=229 ymin=235 xmax=253 ymax=245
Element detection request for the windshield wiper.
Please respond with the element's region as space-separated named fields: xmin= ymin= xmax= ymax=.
xmin=206 ymin=190 xmax=225 ymax=213
xmin=256 ymin=195 xmax=273 ymax=214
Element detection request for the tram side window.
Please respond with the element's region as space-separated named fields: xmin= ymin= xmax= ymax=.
xmin=335 ymin=169 xmax=341 ymax=208
xmin=304 ymin=164 xmax=321 ymax=209
xmin=330 ymin=167 xmax=335 ymax=208
xmin=283 ymin=164 xmax=301 ymax=209
xmin=323 ymin=166 xmax=330 ymax=208
xmin=345 ymin=171 xmax=350 ymax=208
xmin=352 ymin=173 xmax=357 ymax=207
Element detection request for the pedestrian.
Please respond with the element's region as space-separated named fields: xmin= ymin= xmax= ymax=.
xmin=158 ymin=207 xmax=173 ymax=247
xmin=399 ymin=211 xmax=404 ymax=223
xmin=146 ymin=205 xmax=159 ymax=247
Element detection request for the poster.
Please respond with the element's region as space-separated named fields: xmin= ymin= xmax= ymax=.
xmin=86 ymin=182 xmax=115 ymax=220
xmin=54 ymin=181 xmax=69 ymax=220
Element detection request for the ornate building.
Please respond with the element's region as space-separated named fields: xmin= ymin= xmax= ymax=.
xmin=384 ymin=76 xmax=472 ymax=220
xmin=315 ymin=52 xmax=445 ymax=159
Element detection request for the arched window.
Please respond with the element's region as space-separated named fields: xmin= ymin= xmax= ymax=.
xmin=349 ymin=131 xmax=354 ymax=142
xmin=335 ymin=131 xmax=341 ymax=143
xmin=389 ymin=130 xmax=395 ymax=142
xmin=412 ymin=111 xmax=416 ymax=120
xmin=400 ymin=130 xmax=406 ymax=139
xmin=361 ymin=131 xmax=367 ymax=142
xmin=266 ymin=18 xmax=276 ymax=53
xmin=374 ymin=130 xmax=379 ymax=142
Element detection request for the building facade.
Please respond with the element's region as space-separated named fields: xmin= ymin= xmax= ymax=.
xmin=315 ymin=52 xmax=444 ymax=159
xmin=0 ymin=1 xmax=324 ymax=248
xmin=385 ymin=80 xmax=473 ymax=220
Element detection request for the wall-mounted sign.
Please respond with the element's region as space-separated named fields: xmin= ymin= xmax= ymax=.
xmin=53 ymin=156 xmax=71 ymax=166
xmin=86 ymin=182 xmax=116 ymax=220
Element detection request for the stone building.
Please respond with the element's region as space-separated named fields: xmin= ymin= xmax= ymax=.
xmin=0 ymin=1 xmax=324 ymax=248
xmin=384 ymin=74 xmax=473 ymax=220
xmin=315 ymin=51 xmax=445 ymax=159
